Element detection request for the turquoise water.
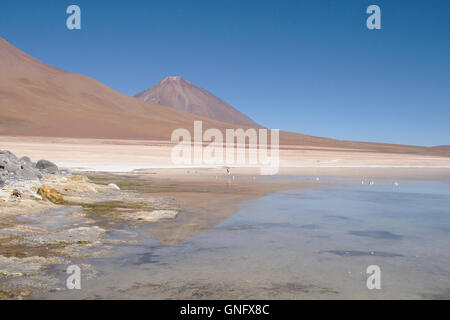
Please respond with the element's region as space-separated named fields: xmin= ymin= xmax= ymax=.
xmin=40 ymin=177 xmax=450 ymax=299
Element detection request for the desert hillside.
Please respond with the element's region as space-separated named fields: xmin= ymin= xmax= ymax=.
xmin=0 ymin=37 xmax=449 ymax=158
xmin=0 ymin=38 xmax=242 ymax=140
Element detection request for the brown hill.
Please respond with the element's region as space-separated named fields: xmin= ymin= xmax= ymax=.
xmin=0 ymin=37 xmax=448 ymax=159
xmin=135 ymin=76 xmax=260 ymax=127
xmin=0 ymin=37 xmax=237 ymax=140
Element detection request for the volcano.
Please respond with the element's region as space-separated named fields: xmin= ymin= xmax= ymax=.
xmin=135 ymin=76 xmax=260 ymax=127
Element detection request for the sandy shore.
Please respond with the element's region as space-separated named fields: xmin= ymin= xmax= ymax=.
xmin=1 ymin=136 xmax=449 ymax=173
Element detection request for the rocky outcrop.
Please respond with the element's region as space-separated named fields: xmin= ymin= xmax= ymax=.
xmin=0 ymin=150 xmax=60 ymax=188
xmin=36 ymin=160 xmax=59 ymax=175
xmin=37 ymin=185 xmax=64 ymax=204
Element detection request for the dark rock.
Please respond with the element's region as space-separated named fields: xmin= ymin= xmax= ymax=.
xmin=36 ymin=160 xmax=59 ymax=174
xmin=0 ymin=151 xmax=60 ymax=186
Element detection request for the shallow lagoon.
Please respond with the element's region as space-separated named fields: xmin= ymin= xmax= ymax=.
xmin=40 ymin=176 xmax=450 ymax=299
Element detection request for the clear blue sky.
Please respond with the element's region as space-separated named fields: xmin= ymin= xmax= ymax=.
xmin=1 ymin=0 xmax=449 ymax=146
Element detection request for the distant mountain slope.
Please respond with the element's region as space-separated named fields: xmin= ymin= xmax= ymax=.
xmin=0 ymin=37 xmax=448 ymax=158
xmin=0 ymin=38 xmax=233 ymax=140
xmin=135 ymin=76 xmax=260 ymax=127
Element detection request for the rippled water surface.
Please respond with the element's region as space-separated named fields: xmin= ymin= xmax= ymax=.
xmin=40 ymin=177 xmax=450 ymax=299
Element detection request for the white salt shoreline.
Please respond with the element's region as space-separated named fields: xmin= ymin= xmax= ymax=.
xmin=59 ymin=164 xmax=450 ymax=173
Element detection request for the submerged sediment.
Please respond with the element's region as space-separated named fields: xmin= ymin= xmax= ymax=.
xmin=0 ymin=151 xmax=181 ymax=299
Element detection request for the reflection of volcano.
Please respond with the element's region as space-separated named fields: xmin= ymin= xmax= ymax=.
xmin=111 ymin=174 xmax=307 ymax=246
xmin=146 ymin=201 xmax=242 ymax=246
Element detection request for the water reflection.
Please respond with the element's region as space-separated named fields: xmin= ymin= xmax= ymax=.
xmin=41 ymin=176 xmax=450 ymax=299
